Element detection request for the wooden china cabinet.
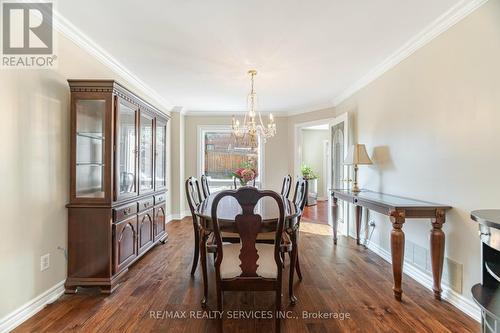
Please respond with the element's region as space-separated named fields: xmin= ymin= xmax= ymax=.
xmin=65 ymin=80 xmax=169 ymax=294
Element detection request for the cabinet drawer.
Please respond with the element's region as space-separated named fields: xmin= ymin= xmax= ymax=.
xmin=154 ymin=193 xmax=166 ymax=205
xmin=138 ymin=197 xmax=154 ymax=212
xmin=114 ymin=203 xmax=138 ymax=222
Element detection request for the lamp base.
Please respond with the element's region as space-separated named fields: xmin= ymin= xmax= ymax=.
xmin=351 ymin=164 xmax=361 ymax=192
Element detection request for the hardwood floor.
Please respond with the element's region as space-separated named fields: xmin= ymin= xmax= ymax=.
xmin=14 ymin=218 xmax=478 ymax=333
xmin=302 ymin=200 xmax=329 ymax=224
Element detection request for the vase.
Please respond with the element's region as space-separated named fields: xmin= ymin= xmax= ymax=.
xmin=306 ymin=178 xmax=318 ymax=206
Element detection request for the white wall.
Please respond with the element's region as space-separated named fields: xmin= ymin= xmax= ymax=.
xmin=169 ymin=112 xmax=186 ymax=216
xmin=298 ymin=0 xmax=500 ymax=305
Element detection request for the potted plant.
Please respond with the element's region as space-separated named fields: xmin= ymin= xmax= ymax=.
xmin=301 ymin=164 xmax=318 ymax=206
xmin=232 ymin=162 xmax=258 ymax=186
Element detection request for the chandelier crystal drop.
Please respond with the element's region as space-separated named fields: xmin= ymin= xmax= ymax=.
xmin=231 ymin=70 xmax=276 ymax=148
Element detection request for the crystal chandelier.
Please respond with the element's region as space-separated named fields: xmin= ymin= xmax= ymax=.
xmin=232 ymin=70 xmax=276 ymax=148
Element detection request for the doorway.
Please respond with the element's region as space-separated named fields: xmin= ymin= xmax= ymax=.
xmin=293 ymin=113 xmax=351 ymax=235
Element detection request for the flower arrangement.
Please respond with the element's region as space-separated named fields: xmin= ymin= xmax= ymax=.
xmin=232 ymin=162 xmax=258 ymax=186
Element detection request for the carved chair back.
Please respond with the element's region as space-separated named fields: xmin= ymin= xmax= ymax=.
xmin=293 ymin=177 xmax=308 ymax=219
xmin=280 ymin=175 xmax=292 ymax=198
xmin=200 ymin=175 xmax=210 ymax=199
xmin=185 ymin=177 xmax=203 ymax=221
xmin=211 ymin=187 xmax=285 ymax=279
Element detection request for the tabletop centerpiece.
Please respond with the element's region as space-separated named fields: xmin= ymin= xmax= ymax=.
xmin=232 ymin=162 xmax=258 ymax=186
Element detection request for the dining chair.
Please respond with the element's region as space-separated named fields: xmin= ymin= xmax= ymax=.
xmin=210 ymin=187 xmax=285 ymax=333
xmin=280 ymin=175 xmax=292 ymax=198
xmin=290 ymin=177 xmax=308 ymax=282
xmin=185 ymin=177 xmax=204 ymax=276
xmin=186 ymin=177 xmax=241 ymax=307
xmin=200 ymin=174 xmax=210 ymax=199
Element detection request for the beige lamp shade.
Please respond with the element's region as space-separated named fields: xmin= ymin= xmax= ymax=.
xmin=344 ymin=144 xmax=373 ymax=165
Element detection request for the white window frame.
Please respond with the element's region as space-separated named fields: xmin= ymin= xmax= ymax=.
xmin=197 ymin=125 xmax=265 ymax=188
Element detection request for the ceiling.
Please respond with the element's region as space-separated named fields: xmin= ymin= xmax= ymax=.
xmin=58 ymin=0 xmax=467 ymax=114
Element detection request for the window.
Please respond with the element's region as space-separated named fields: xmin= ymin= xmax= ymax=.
xmin=198 ymin=125 xmax=263 ymax=191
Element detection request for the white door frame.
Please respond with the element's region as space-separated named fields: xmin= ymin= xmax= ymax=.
xmin=329 ymin=112 xmax=352 ymax=237
xmin=293 ymin=118 xmax=337 ymax=179
xmin=321 ymin=139 xmax=330 ymax=201
xmin=292 ymin=113 xmax=352 ymax=236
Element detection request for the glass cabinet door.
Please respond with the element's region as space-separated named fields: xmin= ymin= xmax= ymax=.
xmin=116 ymin=99 xmax=138 ymax=198
xmin=139 ymin=112 xmax=154 ymax=192
xmin=155 ymin=119 xmax=167 ymax=189
xmin=75 ymin=99 xmax=106 ymax=198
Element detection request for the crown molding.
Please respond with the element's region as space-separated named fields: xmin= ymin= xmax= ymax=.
xmin=184 ymin=110 xmax=246 ymax=117
xmin=331 ymin=0 xmax=489 ymax=107
xmin=284 ymin=100 xmax=337 ymax=117
xmin=183 ymin=110 xmax=288 ymax=117
xmin=183 ymin=100 xmax=336 ymax=117
xmin=53 ymin=11 xmax=173 ymax=112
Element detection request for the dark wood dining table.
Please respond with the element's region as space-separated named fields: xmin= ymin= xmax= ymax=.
xmin=195 ymin=193 xmax=302 ymax=304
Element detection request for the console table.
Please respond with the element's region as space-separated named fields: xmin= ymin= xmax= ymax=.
xmin=331 ymin=189 xmax=451 ymax=301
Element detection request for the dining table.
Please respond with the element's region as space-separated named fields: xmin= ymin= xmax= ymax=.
xmin=195 ymin=193 xmax=302 ymax=305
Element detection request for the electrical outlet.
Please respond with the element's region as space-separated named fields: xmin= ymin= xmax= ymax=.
xmin=40 ymin=253 xmax=50 ymax=271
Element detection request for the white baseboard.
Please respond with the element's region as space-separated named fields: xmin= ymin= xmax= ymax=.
xmin=0 ymin=280 xmax=65 ymax=333
xmin=167 ymin=210 xmax=190 ymax=222
xmin=365 ymin=241 xmax=481 ymax=322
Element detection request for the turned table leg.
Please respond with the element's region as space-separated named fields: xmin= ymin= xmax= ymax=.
xmin=390 ymin=210 xmax=405 ymax=301
xmin=430 ymin=209 xmax=446 ymax=300
xmin=355 ymin=205 xmax=362 ymax=245
xmin=332 ymin=197 xmax=338 ymax=245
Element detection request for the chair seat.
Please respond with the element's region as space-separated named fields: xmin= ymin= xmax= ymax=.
xmin=220 ymin=243 xmax=277 ymax=279
xmin=221 ymin=231 xmax=240 ymax=238
xmin=221 ymin=231 xmax=275 ymax=240
xmin=256 ymin=232 xmax=275 ymax=240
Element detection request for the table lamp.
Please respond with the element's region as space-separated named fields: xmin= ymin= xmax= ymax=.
xmin=344 ymin=144 xmax=373 ymax=192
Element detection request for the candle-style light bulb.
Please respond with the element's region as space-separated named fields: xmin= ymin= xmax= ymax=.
xmin=269 ymin=113 xmax=274 ymax=121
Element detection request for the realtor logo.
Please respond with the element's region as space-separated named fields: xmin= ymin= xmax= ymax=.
xmin=1 ymin=1 xmax=57 ymax=68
